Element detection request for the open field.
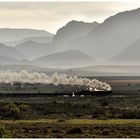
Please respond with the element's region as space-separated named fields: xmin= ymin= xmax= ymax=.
xmin=1 ymin=118 xmax=140 ymax=125
xmin=1 ymin=119 xmax=140 ymax=138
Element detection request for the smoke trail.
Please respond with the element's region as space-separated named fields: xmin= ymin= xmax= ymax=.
xmin=0 ymin=70 xmax=112 ymax=91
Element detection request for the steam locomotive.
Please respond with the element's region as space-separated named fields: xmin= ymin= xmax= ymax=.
xmin=0 ymin=90 xmax=112 ymax=98
xmin=72 ymin=90 xmax=112 ymax=97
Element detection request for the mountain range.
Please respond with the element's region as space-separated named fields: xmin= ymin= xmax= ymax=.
xmin=0 ymin=8 xmax=140 ymax=72
xmin=34 ymin=50 xmax=94 ymax=68
xmin=53 ymin=20 xmax=99 ymax=51
xmin=64 ymin=8 xmax=140 ymax=61
xmin=4 ymin=36 xmax=53 ymax=47
xmin=0 ymin=56 xmax=31 ymax=65
xmin=0 ymin=28 xmax=53 ymax=43
xmin=0 ymin=43 xmax=25 ymax=60
xmin=15 ymin=41 xmax=55 ymax=60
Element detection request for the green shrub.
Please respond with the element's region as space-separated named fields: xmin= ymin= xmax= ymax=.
xmin=52 ymin=129 xmax=59 ymax=133
xmin=19 ymin=104 xmax=29 ymax=111
xmin=0 ymin=126 xmax=11 ymax=138
xmin=57 ymin=119 xmax=66 ymax=123
xmin=67 ymin=127 xmax=83 ymax=135
xmin=5 ymin=103 xmax=20 ymax=119
xmin=101 ymin=101 xmax=108 ymax=106
xmin=101 ymin=129 xmax=110 ymax=135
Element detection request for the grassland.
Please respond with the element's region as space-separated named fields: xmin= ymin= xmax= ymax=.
xmin=1 ymin=119 xmax=140 ymax=138
xmin=0 ymin=95 xmax=140 ymax=138
xmin=1 ymin=118 xmax=140 ymax=125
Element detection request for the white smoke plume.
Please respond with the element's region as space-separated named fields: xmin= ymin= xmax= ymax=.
xmin=0 ymin=70 xmax=112 ymax=91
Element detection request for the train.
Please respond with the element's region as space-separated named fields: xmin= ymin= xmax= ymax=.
xmin=0 ymin=90 xmax=112 ymax=98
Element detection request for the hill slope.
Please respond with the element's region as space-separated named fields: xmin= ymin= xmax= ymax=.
xmin=0 ymin=28 xmax=53 ymax=42
xmin=0 ymin=43 xmax=25 ymax=60
xmin=67 ymin=8 xmax=140 ymax=60
xmin=109 ymin=38 xmax=140 ymax=64
xmin=34 ymin=50 xmax=94 ymax=68
xmin=53 ymin=20 xmax=99 ymax=50
xmin=15 ymin=41 xmax=55 ymax=60
xmin=0 ymin=56 xmax=32 ymax=65
xmin=4 ymin=36 xmax=53 ymax=47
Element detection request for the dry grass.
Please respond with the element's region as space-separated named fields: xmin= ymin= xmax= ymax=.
xmin=1 ymin=119 xmax=140 ymax=125
xmin=1 ymin=119 xmax=140 ymax=138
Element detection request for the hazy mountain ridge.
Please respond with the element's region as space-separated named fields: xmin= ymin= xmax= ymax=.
xmin=0 ymin=43 xmax=25 ymax=60
xmin=0 ymin=28 xmax=53 ymax=42
xmin=34 ymin=50 xmax=94 ymax=68
xmin=15 ymin=41 xmax=55 ymax=60
xmin=53 ymin=20 xmax=99 ymax=50
xmin=4 ymin=36 xmax=53 ymax=47
xmin=66 ymin=8 xmax=140 ymax=60
xmin=109 ymin=38 xmax=140 ymax=64
xmin=0 ymin=56 xmax=32 ymax=65
xmin=0 ymin=8 xmax=140 ymax=69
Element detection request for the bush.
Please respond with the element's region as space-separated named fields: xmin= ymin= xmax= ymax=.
xmin=57 ymin=119 xmax=66 ymax=123
xmin=75 ymin=114 xmax=82 ymax=118
xmin=101 ymin=101 xmax=108 ymax=106
xmin=52 ymin=129 xmax=59 ymax=133
xmin=19 ymin=104 xmax=29 ymax=111
xmin=5 ymin=103 xmax=20 ymax=119
xmin=55 ymin=134 xmax=63 ymax=138
xmin=67 ymin=127 xmax=83 ymax=135
xmin=0 ymin=126 xmax=11 ymax=138
xmin=101 ymin=129 xmax=110 ymax=135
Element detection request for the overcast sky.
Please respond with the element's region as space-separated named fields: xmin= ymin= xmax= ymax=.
xmin=0 ymin=2 xmax=140 ymax=33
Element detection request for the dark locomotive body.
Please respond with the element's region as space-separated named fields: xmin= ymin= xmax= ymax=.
xmin=0 ymin=90 xmax=112 ymax=98
xmin=73 ymin=90 xmax=112 ymax=97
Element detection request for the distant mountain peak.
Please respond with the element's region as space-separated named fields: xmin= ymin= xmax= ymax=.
xmin=66 ymin=7 xmax=140 ymax=61
xmin=53 ymin=20 xmax=99 ymax=49
xmin=66 ymin=20 xmax=99 ymax=26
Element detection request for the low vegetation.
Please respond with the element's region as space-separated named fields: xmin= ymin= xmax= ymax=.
xmin=0 ymin=95 xmax=140 ymax=120
xmin=0 ymin=90 xmax=140 ymax=137
xmin=0 ymin=119 xmax=140 ymax=138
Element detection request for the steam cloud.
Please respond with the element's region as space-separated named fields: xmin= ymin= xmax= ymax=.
xmin=0 ymin=70 xmax=111 ymax=91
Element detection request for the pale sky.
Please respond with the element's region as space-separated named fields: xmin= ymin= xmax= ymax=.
xmin=0 ymin=2 xmax=140 ymax=33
